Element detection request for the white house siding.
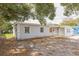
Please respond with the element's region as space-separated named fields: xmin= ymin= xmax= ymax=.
xmin=59 ymin=27 xmax=65 ymax=36
xmin=15 ymin=24 xmax=54 ymax=40
xmin=16 ymin=24 xmax=21 ymax=39
xmin=64 ymin=26 xmax=74 ymax=36
xmin=13 ymin=23 xmax=74 ymax=40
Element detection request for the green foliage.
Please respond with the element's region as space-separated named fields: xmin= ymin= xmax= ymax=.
xmin=0 ymin=21 xmax=13 ymax=34
xmin=61 ymin=3 xmax=79 ymax=16
xmin=0 ymin=3 xmax=32 ymax=34
xmin=2 ymin=22 xmax=13 ymax=33
xmin=60 ymin=19 xmax=78 ymax=26
xmin=0 ymin=34 xmax=15 ymax=39
xmin=34 ymin=3 xmax=55 ymax=25
xmin=0 ymin=3 xmax=56 ymax=33
xmin=0 ymin=3 xmax=55 ymax=25
xmin=0 ymin=3 xmax=32 ymax=21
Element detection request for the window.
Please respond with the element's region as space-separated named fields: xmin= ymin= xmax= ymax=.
xmin=25 ymin=27 xmax=30 ymax=33
xmin=40 ymin=27 xmax=44 ymax=32
xmin=49 ymin=27 xmax=52 ymax=32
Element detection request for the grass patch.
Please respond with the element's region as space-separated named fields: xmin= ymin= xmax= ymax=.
xmin=0 ymin=34 xmax=15 ymax=39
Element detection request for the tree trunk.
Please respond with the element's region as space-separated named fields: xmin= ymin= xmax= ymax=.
xmin=0 ymin=30 xmax=1 ymax=34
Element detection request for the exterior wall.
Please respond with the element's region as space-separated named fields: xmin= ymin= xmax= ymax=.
xmin=59 ymin=28 xmax=65 ymax=36
xmin=15 ymin=24 xmax=54 ymax=40
xmin=13 ymin=23 xmax=74 ymax=40
xmin=52 ymin=27 xmax=59 ymax=36
xmin=64 ymin=26 xmax=74 ymax=36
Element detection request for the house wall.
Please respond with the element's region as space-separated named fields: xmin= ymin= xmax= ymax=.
xmin=59 ymin=28 xmax=65 ymax=36
xmin=64 ymin=26 xmax=74 ymax=36
xmin=52 ymin=27 xmax=60 ymax=36
xmin=13 ymin=23 xmax=74 ymax=40
xmin=15 ymin=24 xmax=54 ymax=40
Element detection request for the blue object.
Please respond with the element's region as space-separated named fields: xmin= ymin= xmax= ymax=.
xmin=73 ymin=26 xmax=79 ymax=35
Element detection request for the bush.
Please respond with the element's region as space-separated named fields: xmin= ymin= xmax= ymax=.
xmin=0 ymin=34 xmax=15 ymax=39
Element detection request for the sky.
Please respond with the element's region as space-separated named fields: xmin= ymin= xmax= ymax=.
xmin=52 ymin=3 xmax=67 ymax=24
xmin=53 ymin=3 xmax=79 ymax=24
xmin=45 ymin=3 xmax=68 ymax=24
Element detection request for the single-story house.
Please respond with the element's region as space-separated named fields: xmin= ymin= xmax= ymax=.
xmin=12 ymin=19 xmax=74 ymax=40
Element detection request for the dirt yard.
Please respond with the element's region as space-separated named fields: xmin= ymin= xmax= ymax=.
xmin=0 ymin=36 xmax=79 ymax=56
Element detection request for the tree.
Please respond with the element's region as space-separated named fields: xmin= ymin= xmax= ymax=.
xmin=0 ymin=3 xmax=56 ymax=39
xmin=60 ymin=19 xmax=78 ymax=26
xmin=61 ymin=3 xmax=79 ymax=16
xmin=0 ymin=4 xmax=33 ymax=34
xmin=0 ymin=16 xmax=13 ymax=34
xmin=0 ymin=3 xmax=56 ymax=34
xmin=0 ymin=3 xmax=55 ymax=24
xmin=0 ymin=16 xmax=5 ymax=34
xmin=75 ymin=18 xmax=79 ymax=25
xmin=60 ymin=3 xmax=79 ymax=26
xmin=1 ymin=22 xmax=13 ymax=33
xmin=34 ymin=3 xmax=55 ymax=25
xmin=0 ymin=3 xmax=32 ymax=21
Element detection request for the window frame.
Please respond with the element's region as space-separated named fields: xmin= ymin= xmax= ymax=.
xmin=40 ymin=27 xmax=44 ymax=33
xmin=24 ymin=27 xmax=30 ymax=33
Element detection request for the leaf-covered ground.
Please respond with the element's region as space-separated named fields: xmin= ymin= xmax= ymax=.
xmin=0 ymin=36 xmax=79 ymax=56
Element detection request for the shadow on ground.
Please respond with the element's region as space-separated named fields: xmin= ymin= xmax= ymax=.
xmin=0 ymin=36 xmax=79 ymax=56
